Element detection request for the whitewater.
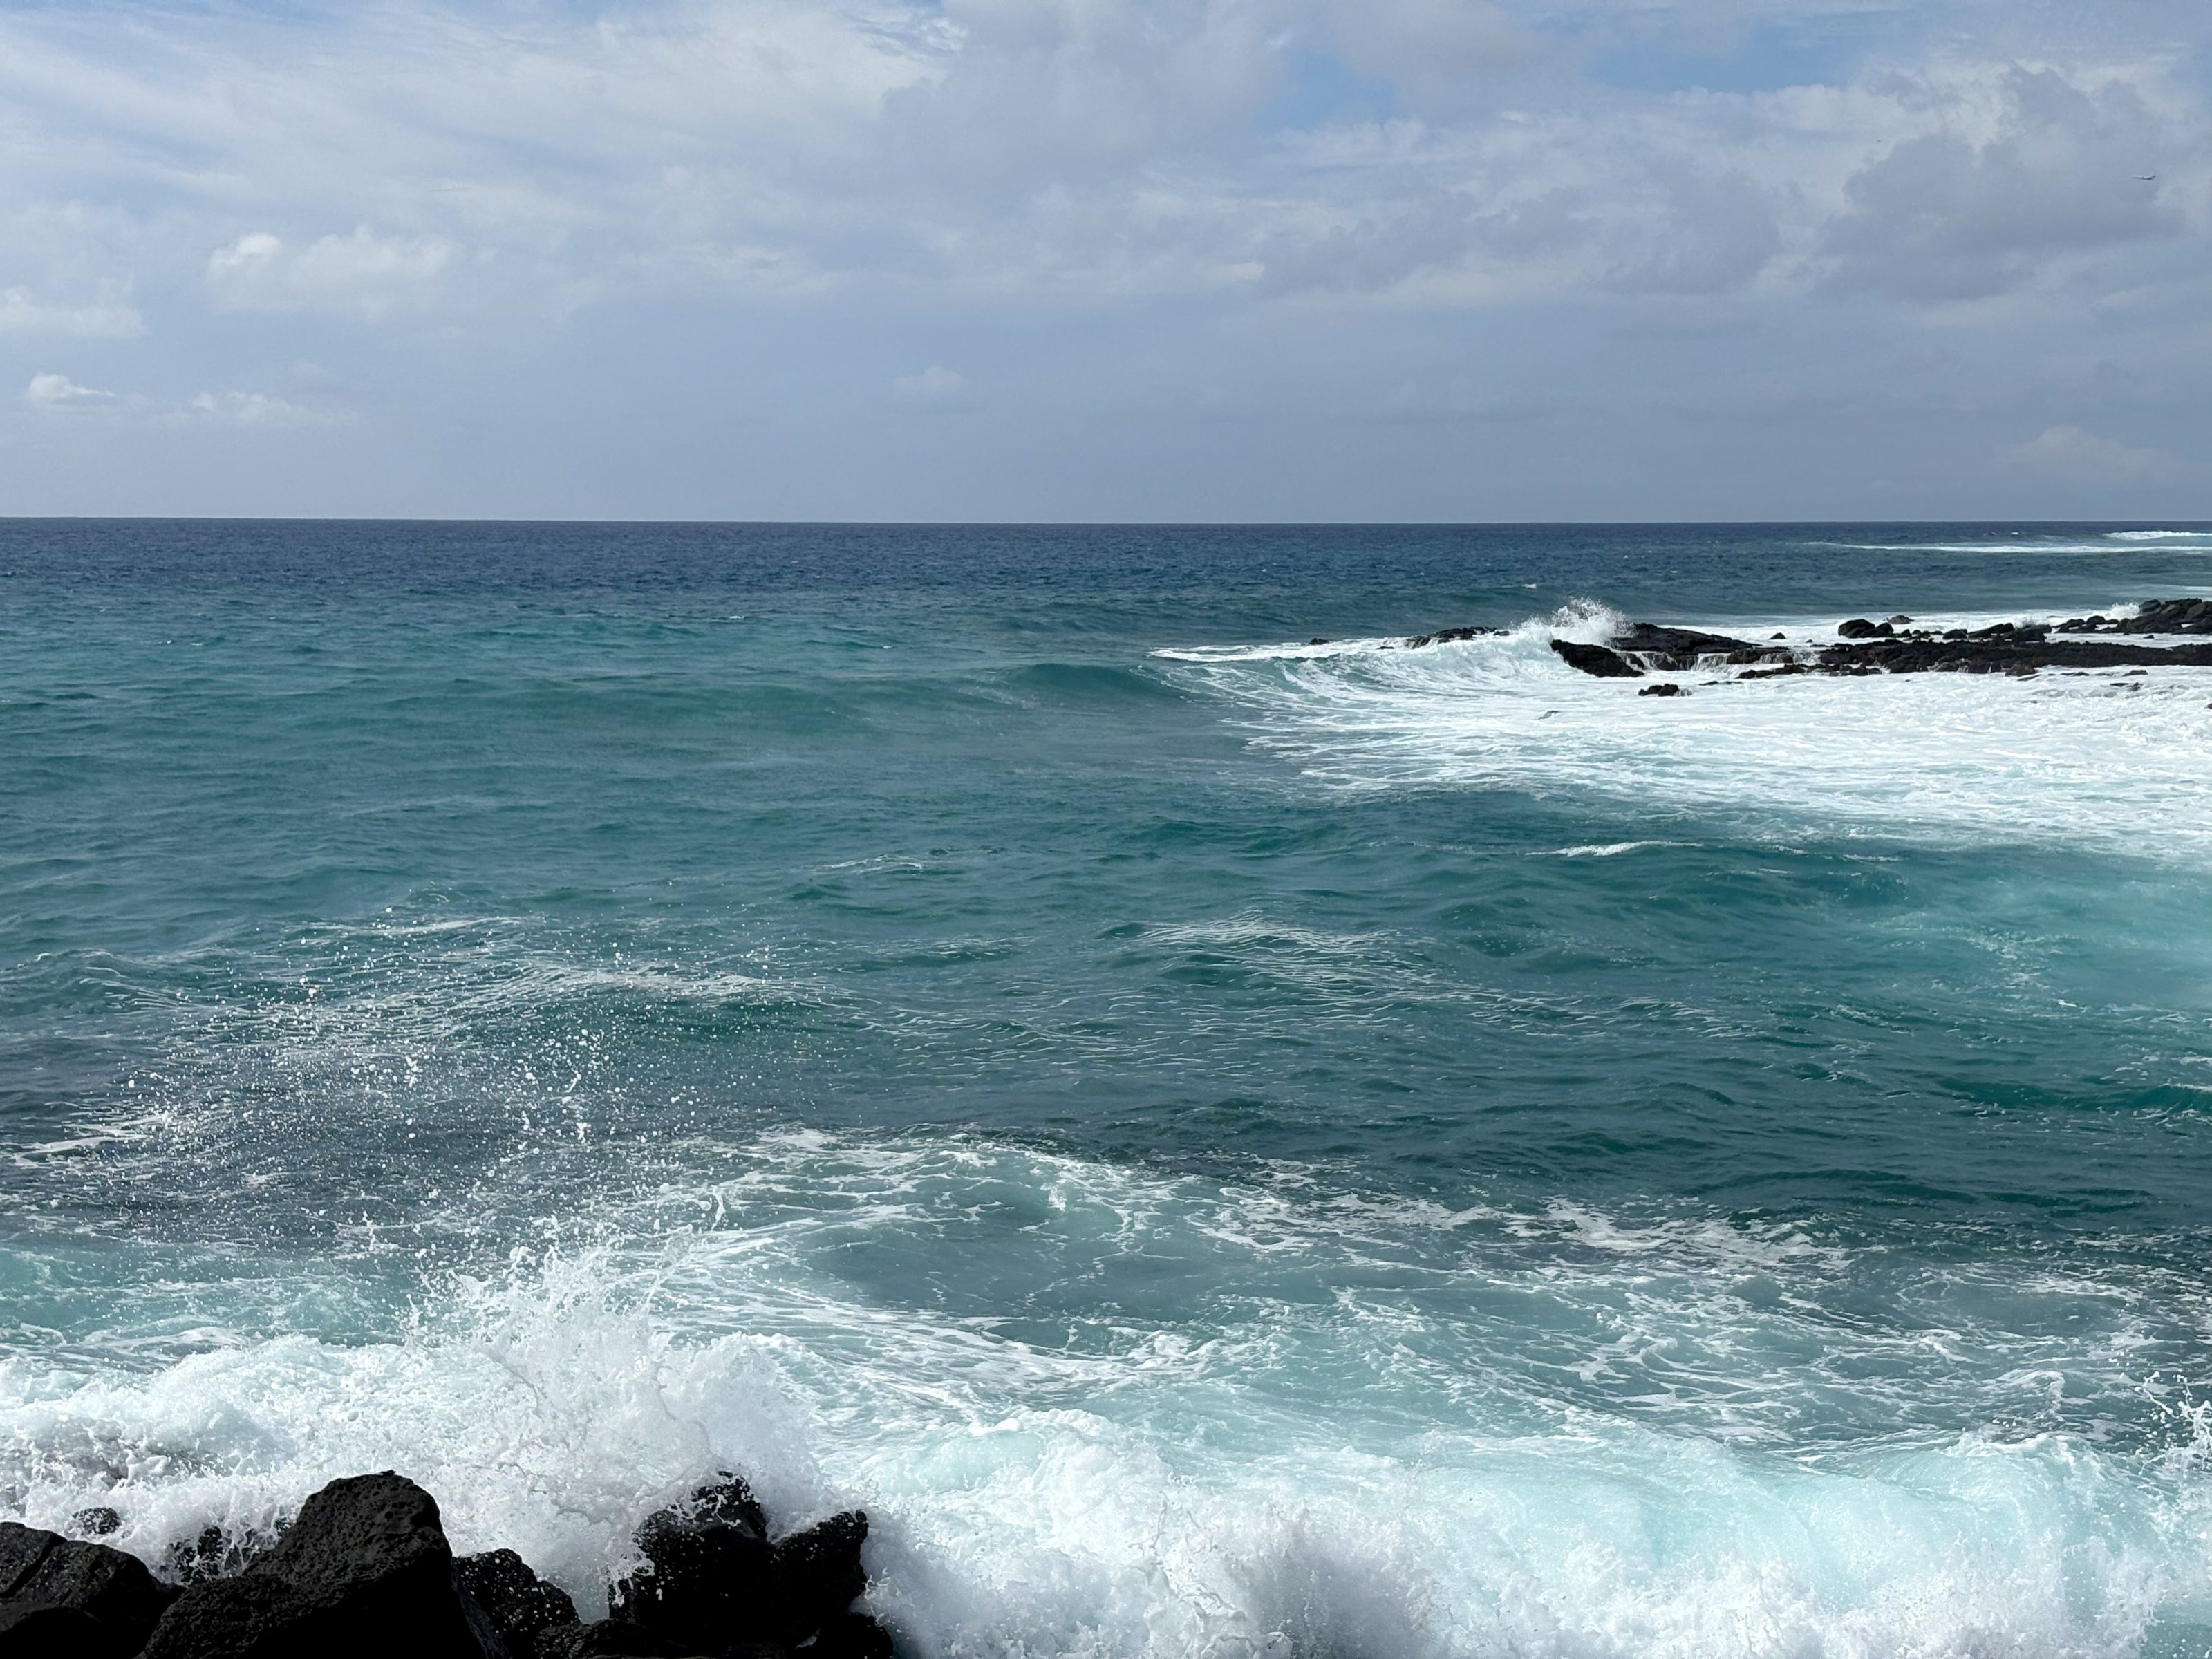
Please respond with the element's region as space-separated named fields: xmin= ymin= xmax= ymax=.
xmin=3 ymin=522 xmax=2211 ymax=1658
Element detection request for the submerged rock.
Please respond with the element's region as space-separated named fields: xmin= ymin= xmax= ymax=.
xmin=0 ymin=1521 xmax=174 ymax=1658
xmin=142 ymin=1472 xmax=502 ymax=1659
xmin=1638 ymin=682 xmax=1685 ymax=697
xmin=1405 ymin=624 xmax=1501 ymax=648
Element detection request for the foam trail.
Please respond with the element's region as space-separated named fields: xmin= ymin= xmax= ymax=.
xmin=1159 ymin=599 xmax=2212 ymax=862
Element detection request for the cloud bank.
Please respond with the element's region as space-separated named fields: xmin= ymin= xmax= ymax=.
xmin=0 ymin=0 xmax=2206 ymax=516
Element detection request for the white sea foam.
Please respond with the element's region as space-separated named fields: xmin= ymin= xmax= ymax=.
xmin=1808 ymin=532 xmax=2212 ymax=554
xmin=1156 ymin=601 xmax=2212 ymax=863
xmin=4 ymin=1132 xmax=2210 ymax=1658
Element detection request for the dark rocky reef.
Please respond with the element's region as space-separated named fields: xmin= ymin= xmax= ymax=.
xmin=0 ymin=1472 xmax=892 ymax=1659
xmin=1479 ymin=601 xmax=2212 ymax=682
xmin=2052 ymin=597 xmax=2212 ymax=635
xmin=1406 ymin=624 xmax=1502 ymax=648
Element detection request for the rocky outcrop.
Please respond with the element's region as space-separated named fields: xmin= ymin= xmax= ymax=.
xmin=1548 ymin=640 xmax=1642 ymax=677
xmin=2055 ymin=598 xmax=2212 ymax=635
xmin=15 ymin=1468 xmax=897 ymax=1659
xmin=1517 ymin=601 xmax=2212 ymax=681
xmin=0 ymin=1521 xmax=175 ymax=1657
xmin=142 ymin=1474 xmax=498 ymax=1659
xmin=455 ymin=1551 xmax=578 ymax=1659
xmin=1609 ymin=624 xmax=1794 ymax=671
xmin=608 ymin=1476 xmax=886 ymax=1659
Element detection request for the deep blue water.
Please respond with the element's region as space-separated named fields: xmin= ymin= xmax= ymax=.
xmin=3 ymin=521 xmax=2211 ymax=1658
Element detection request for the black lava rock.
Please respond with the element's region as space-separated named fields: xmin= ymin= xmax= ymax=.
xmin=142 ymin=1472 xmax=501 ymax=1659
xmin=0 ymin=1521 xmax=174 ymax=1658
xmin=609 ymin=1477 xmax=776 ymax=1652
xmin=456 ymin=1550 xmax=579 ymax=1659
xmin=1548 ymin=640 xmax=1642 ymax=678
xmin=1406 ymin=625 xmax=1500 ymax=647
xmin=609 ymin=1477 xmax=879 ymax=1658
xmin=2058 ymin=597 xmax=2212 ymax=635
xmin=768 ymin=1513 xmax=869 ymax=1645
xmin=1611 ymin=624 xmax=1791 ymax=670
xmin=809 ymin=1611 xmax=896 ymax=1659
xmin=1835 ymin=618 xmax=1891 ymax=639
xmin=1637 ymin=683 xmax=1684 ymax=697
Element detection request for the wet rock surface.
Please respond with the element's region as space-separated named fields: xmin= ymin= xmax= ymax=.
xmin=609 ymin=1475 xmax=885 ymax=1659
xmin=26 ymin=1469 xmax=895 ymax=1659
xmin=1501 ymin=601 xmax=2212 ymax=681
xmin=1549 ymin=639 xmax=1644 ymax=677
xmin=456 ymin=1550 xmax=579 ymax=1659
xmin=142 ymin=1473 xmax=494 ymax=1659
xmin=2055 ymin=597 xmax=2212 ymax=635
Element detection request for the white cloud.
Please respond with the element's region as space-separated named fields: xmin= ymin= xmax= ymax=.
xmin=24 ymin=373 xmax=333 ymax=425
xmin=189 ymin=389 xmax=332 ymax=426
xmin=0 ymin=0 xmax=2206 ymax=514
xmin=1817 ymin=65 xmax=2188 ymax=299
xmin=206 ymin=227 xmax=453 ymax=319
xmin=24 ymin=371 xmax=114 ymax=411
xmin=0 ymin=286 xmax=141 ymax=337
xmin=0 ymin=0 xmax=2199 ymax=318
xmin=2004 ymin=423 xmax=2180 ymax=482
xmin=892 ymin=365 xmax=973 ymax=405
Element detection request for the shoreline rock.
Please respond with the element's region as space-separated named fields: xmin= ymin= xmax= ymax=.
xmin=1405 ymin=601 xmax=2212 ymax=681
xmin=0 ymin=1472 xmax=893 ymax=1659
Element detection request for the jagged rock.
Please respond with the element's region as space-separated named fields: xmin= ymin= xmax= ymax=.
xmin=2058 ymin=597 xmax=2212 ymax=635
xmin=1817 ymin=635 xmax=2212 ymax=675
xmin=1638 ymin=683 xmax=1684 ymax=697
xmin=610 ymin=1475 xmax=776 ymax=1652
xmin=142 ymin=1472 xmax=501 ymax=1659
xmin=609 ymin=1477 xmax=877 ymax=1658
xmin=1406 ymin=625 xmax=1501 ymax=648
xmin=768 ymin=1513 xmax=868 ymax=1646
xmin=456 ymin=1551 xmax=579 ymax=1659
xmin=0 ymin=1521 xmax=174 ymax=1658
xmin=71 ymin=1510 xmax=120 ymax=1539
xmin=1611 ymin=624 xmax=1790 ymax=669
xmin=1549 ymin=640 xmax=1642 ymax=678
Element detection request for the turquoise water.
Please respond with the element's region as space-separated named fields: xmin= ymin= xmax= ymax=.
xmin=3 ymin=521 xmax=2211 ymax=1656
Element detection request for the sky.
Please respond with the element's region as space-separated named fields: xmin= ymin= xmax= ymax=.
xmin=1 ymin=0 xmax=2207 ymax=521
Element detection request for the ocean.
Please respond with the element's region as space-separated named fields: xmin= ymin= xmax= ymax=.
xmin=2 ymin=521 xmax=2210 ymax=1658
